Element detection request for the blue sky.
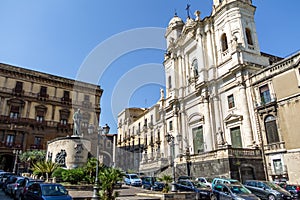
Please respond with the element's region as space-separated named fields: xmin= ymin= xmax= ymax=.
xmin=0 ymin=0 xmax=299 ymax=133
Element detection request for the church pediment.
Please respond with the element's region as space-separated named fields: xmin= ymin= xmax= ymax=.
xmin=224 ymin=113 xmax=243 ymax=124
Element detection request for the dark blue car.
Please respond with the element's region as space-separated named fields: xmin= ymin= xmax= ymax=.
xmin=23 ymin=182 xmax=72 ymax=200
xmin=175 ymin=179 xmax=212 ymax=199
xmin=141 ymin=176 xmax=164 ymax=191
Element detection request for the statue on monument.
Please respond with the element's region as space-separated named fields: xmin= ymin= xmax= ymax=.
xmin=73 ymin=108 xmax=82 ymax=136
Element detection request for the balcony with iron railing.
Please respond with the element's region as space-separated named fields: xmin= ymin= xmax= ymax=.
xmin=0 ymin=115 xmax=72 ymax=130
xmin=177 ymin=146 xmax=262 ymax=165
xmin=264 ymin=141 xmax=286 ymax=154
xmin=30 ymin=144 xmax=43 ymax=150
xmin=0 ymin=86 xmax=95 ymax=108
xmin=0 ymin=142 xmax=23 ymax=149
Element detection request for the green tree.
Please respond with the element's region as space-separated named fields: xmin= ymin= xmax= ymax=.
xmin=99 ymin=167 xmax=124 ymax=200
xmin=159 ymin=174 xmax=172 ymax=193
xmin=62 ymin=168 xmax=84 ymax=184
xmin=31 ymin=161 xmax=58 ymax=182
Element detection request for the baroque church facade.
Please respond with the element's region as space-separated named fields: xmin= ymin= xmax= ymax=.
xmin=117 ymin=0 xmax=300 ymax=183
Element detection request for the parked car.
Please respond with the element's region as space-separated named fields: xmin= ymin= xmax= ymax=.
xmin=3 ymin=175 xmax=21 ymax=194
xmin=141 ymin=176 xmax=165 ymax=191
xmin=211 ymin=183 xmax=259 ymax=200
xmin=0 ymin=172 xmax=15 ymax=188
xmin=211 ymin=178 xmax=241 ymax=189
xmin=5 ymin=176 xmax=25 ymax=198
xmin=196 ymin=177 xmax=213 ymax=188
xmin=124 ymin=174 xmax=142 ymax=186
xmin=244 ymin=180 xmax=292 ymax=200
xmin=280 ymin=184 xmax=300 ymax=199
xmin=175 ymin=179 xmax=212 ymax=199
xmin=15 ymin=178 xmax=45 ymax=200
xmin=177 ymin=175 xmax=194 ymax=181
xmin=23 ymin=182 xmax=72 ymax=200
xmin=114 ymin=181 xmax=123 ymax=189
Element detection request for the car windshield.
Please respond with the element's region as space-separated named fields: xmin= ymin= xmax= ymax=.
xmin=41 ymin=185 xmax=68 ymax=196
xmin=230 ymin=185 xmax=251 ymax=194
xmin=194 ymin=182 xmax=207 ymax=188
xmin=265 ymin=182 xmax=282 ymax=190
xmin=130 ymin=175 xmax=139 ymax=179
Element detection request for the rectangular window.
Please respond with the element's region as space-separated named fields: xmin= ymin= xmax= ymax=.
xmin=230 ymin=127 xmax=242 ymax=148
xmin=15 ymin=81 xmax=23 ymax=93
xmin=34 ymin=137 xmax=42 ymax=145
xmin=227 ymin=94 xmax=235 ymax=109
xmin=259 ymin=85 xmax=271 ymax=104
xmin=6 ymin=134 xmax=14 ymax=146
xmin=192 ymin=126 xmax=204 ymax=153
xmin=273 ymin=159 xmax=283 ymax=174
xmin=84 ymin=95 xmax=90 ymax=101
xmin=10 ymin=106 xmax=19 ymax=119
xmin=63 ymin=91 xmax=70 ymax=100
xmin=36 ymin=116 xmax=44 ymax=122
xmin=60 ymin=119 xmax=67 ymax=125
xmin=169 ymin=121 xmax=173 ymax=131
xmin=40 ymin=86 xmax=47 ymax=97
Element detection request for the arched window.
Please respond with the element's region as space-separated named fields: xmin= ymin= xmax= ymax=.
xmin=221 ymin=33 xmax=228 ymax=52
xmin=192 ymin=59 xmax=199 ymax=77
xmin=245 ymin=28 xmax=253 ymax=45
xmin=264 ymin=115 xmax=280 ymax=144
xmin=168 ymin=76 xmax=172 ymax=89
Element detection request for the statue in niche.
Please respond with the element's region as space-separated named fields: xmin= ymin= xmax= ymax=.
xmin=73 ymin=108 xmax=82 ymax=136
xmin=217 ymin=128 xmax=226 ymax=146
xmin=160 ymin=88 xmax=165 ymax=100
xmin=55 ymin=150 xmax=67 ymax=167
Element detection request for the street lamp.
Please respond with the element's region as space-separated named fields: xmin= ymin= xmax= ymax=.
xmin=13 ymin=149 xmax=22 ymax=174
xmin=165 ymin=133 xmax=176 ymax=192
xmin=88 ymin=123 xmax=110 ymax=200
xmin=185 ymin=147 xmax=191 ymax=177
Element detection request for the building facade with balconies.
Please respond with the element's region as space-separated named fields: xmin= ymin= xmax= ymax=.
xmin=0 ymin=63 xmax=102 ymax=171
xmin=249 ymin=51 xmax=300 ymax=184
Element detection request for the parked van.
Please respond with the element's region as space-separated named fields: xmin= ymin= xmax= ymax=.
xmin=124 ymin=174 xmax=142 ymax=186
xmin=211 ymin=178 xmax=241 ymax=188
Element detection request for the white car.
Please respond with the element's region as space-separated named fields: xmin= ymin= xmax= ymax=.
xmin=195 ymin=177 xmax=212 ymax=188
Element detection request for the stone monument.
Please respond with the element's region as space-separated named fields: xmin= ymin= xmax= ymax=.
xmin=46 ymin=108 xmax=91 ymax=169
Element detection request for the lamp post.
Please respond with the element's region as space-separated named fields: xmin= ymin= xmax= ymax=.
xmin=88 ymin=124 xmax=110 ymax=200
xmin=13 ymin=149 xmax=22 ymax=174
xmin=165 ymin=133 xmax=176 ymax=192
xmin=185 ymin=147 xmax=191 ymax=177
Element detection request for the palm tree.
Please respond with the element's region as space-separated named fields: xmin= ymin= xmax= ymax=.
xmin=19 ymin=150 xmax=46 ymax=172
xmin=99 ymin=167 xmax=124 ymax=200
xmin=32 ymin=161 xmax=59 ymax=182
xmin=159 ymin=174 xmax=172 ymax=193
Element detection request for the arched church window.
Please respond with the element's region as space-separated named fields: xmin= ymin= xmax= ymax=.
xmin=264 ymin=115 xmax=280 ymax=144
xmin=245 ymin=28 xmax=253 ymax=45
xmin=192 ymin=59 xmax=199 ymax=77
xmin=168 ymin=76 xmax=172 ymax=89
xmin=221 ymin=33 xmax=228 ymax=52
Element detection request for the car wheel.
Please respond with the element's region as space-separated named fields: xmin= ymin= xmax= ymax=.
xmin=211 ymin=194 xmax=217 ymax=200
xmin=268 ymin=194 xmax=276 ymax=200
